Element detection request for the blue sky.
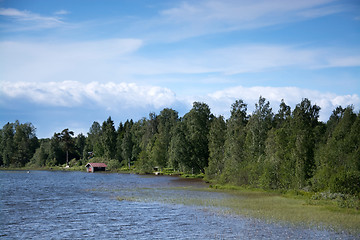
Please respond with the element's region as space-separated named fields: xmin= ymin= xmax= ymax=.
xmin=1 ymin=0 xmax=359 ymax=138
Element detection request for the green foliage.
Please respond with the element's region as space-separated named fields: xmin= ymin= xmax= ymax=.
xmin=87 ymin=121 xmax=103 ymax=157
xmin=311 ymin=191 xmax=360 ymax=210
xmin=101 ymin=117 xmax=117 ymax=159
xmin=29 ymin=140 xmax=50 ymax=167
xmin=168 ymin=121 xmax=190 ymax=172
xmin=56 ymin=128 xmax=75 ymax=165
xmin=0 ymin=121 xmax=39 ymax=167
xmin=313 ymin=107 xmax=359 ymax=193
xmin=183 ymin=102 xmax=212 ymax=173
xmin=121 ymin=120 xmax=134 ymax=168
xmin=329 ymin=171 xmax=360 ymax=195
xmin=244 ymin=96 xmax=273 ymax=161
xmin=221 ymin=100 xmax=248 ymax=184
xmin=106 ymin=159 xmax=122 ymax=171
xmin=206 ymin=115 xmax=226 ymax=179
xmin=1 ymin=98 xmax=359 ymax=198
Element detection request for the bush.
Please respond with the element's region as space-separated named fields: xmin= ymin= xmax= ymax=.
xmin=69 ymin=158 xmax=80 ymax=167
xmin=311 ymin=191 xmax=360 ymax=209
xmin=329 ymin=171 xmax=360 ymax=195
xmin=106 ymin=159 xmax=121 ymax=171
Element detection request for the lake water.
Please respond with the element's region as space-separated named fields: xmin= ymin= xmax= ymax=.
xmin=0 ymin=170 xmax=357 ymax=239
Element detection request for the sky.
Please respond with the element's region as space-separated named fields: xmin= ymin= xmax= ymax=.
xmin=0 ymin=0 xmax=359 ymax=138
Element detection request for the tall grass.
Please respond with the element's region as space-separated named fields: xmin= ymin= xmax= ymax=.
xmin=116 ymin=186 xmax=360 ymax=235
xmin=197 ymin=189 xmax=359 ymax=234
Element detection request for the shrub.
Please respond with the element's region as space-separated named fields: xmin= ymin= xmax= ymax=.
xmin=329 ymin=171 xmax=360 ymax=195
xmin=106 ymin=159 xmax=121 ymax=171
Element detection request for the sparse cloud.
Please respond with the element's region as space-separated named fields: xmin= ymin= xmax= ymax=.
xmin=54 ymin=10 xmax=70 ymax=15
xmin=0 ymin=39 xmax=143 ymax=82
xmin=0 ymin=7 xmax=65 ymax=30
xmin=297 ymin=4 xmax=343 ymax=18
xmin=161 ymin=0 xmax=337 ymax=22
xmin=2 ymin=40 xmax=358 ymax=84
xmin=326 ymin=56 xmax=360 ymax=68
xmin=153 ymin=0 xmax=340 ymax=41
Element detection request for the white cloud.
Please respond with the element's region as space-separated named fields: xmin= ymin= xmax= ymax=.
xmin=204 ymin=86 xmax=360 ymax=121
xmin=0 ymin=81 xmax=358 ymax=123
xmin=0 ymin=81 xmax=177 ymax=110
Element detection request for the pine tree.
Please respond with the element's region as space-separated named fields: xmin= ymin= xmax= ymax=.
xmin=207 ymin=115 xmax=226 ymax=179
xmin=290 ymin=98 xmax=320 ymax=188
xmin=101 ymin=117 xmax=117 ymax=159
xmin=183 ymin=102 xmax=212 ymax=173
xmin=221 ymin=100 xmax=248 ymax=184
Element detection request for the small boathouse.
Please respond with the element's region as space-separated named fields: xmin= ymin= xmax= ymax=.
xmin=85 ymin=163 xmax=107 ymax=173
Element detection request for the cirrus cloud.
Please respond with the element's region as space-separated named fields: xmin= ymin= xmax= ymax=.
xmin=0 ymin=7 xmax=65 ymax=30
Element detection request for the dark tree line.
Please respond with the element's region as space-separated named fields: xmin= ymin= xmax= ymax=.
xmin=1 ymin=97 xmax=359 ymax=194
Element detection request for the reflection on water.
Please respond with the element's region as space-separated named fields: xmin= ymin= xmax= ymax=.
xmin=0 ymin=171 xmax=357 ymax=239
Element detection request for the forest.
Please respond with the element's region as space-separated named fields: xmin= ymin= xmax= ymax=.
xmin=1 ymin=97 xmax=359 ymax=195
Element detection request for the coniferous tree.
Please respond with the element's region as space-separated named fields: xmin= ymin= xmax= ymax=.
xmin=75 ymin=133 xmax=86 ymax=161
xmin=116 ymin=122 xmax=125 ymax=162
xmin=183 ymin=102 xmax=212 ymax=173
xmin=244 ymin=96 xmax=273 ymax=162
xmin=221 ymin=100 xmax=248 ymax=184
xmin=86 ymin=121 xmax=103 ymax=157
xmin=290 ymin=98 xmax=320 ymax=188
xmin=313 ymin=106 xmax=358 ymax=193
xmin=207 ymin=115 xmax=226 ymax=180
xmin=30 ymin=140 xmax=50 ymax=167
xmin=134 ymin=114 xmax=158 ymax=172
xmin=57 ymin=129 xmax=74 ymax=166
xmin=13 ymin=122 xmax=39 ymax=167
xmin=49 ymin=132 xmax=65 ymax=165
xmin=122 ymin=120 xmax=134 ymax=168
xmin=242 ymin=97 xmax=273 ymax=186
xmin=101 ymin=117 xmax=117 ymax=159
xmin=168 ymin=121 xmax=189 ymax=172
xmin=263 ymin=100 xmax=292 ymax=189
xmin=0 ymin=122 xmax=15 ymax=166
xmin=152 ymin=108 xmax=178 ymax=168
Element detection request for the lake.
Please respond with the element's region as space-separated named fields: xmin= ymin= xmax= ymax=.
xmin=0 ymin=170 xmax=357 ymax=239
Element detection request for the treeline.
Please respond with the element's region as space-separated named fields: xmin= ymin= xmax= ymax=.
xmin=1 ymin=97 xmax=359 ymax=194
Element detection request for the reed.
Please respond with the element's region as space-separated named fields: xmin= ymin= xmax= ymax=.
xmin=125 ymin=186 xmax=360 ymax=235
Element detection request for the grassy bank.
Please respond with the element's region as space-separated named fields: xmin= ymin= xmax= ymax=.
xmin=224 ymin=190 xmax=357 ymax=232
xmin=110 ymin=180 xmax=359 ymax=235
xmin=165 ymin=185 xmax=360 ymax=235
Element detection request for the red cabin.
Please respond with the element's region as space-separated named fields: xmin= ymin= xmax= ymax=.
xmin=85 ymin=163 xmax=107 ymax=173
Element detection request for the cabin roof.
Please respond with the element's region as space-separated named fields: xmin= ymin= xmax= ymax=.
xmin=85 ymin=163 xmax=107 ymax=168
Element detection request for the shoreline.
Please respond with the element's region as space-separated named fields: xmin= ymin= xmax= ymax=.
xmin=1 ymin=167 xmax=359 ymax=235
